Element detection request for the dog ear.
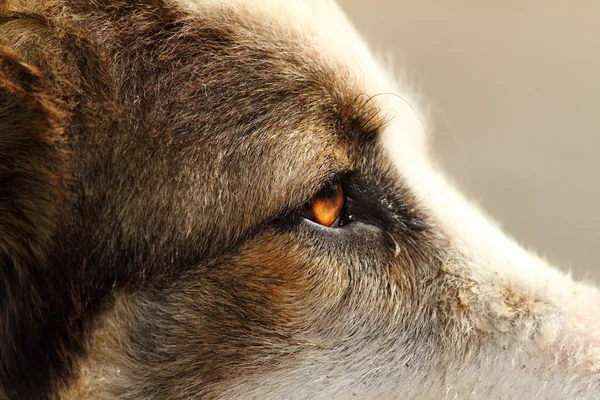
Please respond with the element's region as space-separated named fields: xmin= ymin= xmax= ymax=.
xmin=0 ymin=45 xmax=70 ymax=263
xmin=0 ymin=45 xmax=71 ymax=397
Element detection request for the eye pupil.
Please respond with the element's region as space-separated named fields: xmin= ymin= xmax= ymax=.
xmin=309 ymin=185 xmax=344 ymax=227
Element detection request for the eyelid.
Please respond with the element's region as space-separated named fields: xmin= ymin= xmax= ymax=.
xmin=313 ymin=169 xmax=348 ymax=198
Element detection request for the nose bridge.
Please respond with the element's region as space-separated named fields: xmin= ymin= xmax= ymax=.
xmin=424 ymin=162 xmax=597 ymax=337
xmin=433 ymin=185 xmax=600 ymax=396
xmin=383 ymin=136 xmax=600 ymax=390
xmin=382 ymin=129 xmax=572 ymax=294
xmin=440 ymin=184 xmax=600 ymax=393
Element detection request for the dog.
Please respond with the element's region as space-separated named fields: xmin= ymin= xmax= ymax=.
xmin=0 ymin=1 xmax=598 ymax=399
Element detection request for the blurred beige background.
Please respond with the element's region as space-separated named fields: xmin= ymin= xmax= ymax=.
xmin=339 ymin=1 xmax=600 ymax=280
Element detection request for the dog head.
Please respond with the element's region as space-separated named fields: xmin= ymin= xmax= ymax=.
xmin=1 ymin=1 xmax=598 ymax=399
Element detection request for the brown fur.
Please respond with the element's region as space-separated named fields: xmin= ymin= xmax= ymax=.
xmin=0 ymin=1 xmax=477 ymax=399
xmin=0 ymin=43 xmax=74 ymax=399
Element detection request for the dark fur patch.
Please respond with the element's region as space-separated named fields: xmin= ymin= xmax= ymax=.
xmin=0 ymin=45 xmax=72 ymax=399
xmin=0 ymin=1 xmax=451 ymax=398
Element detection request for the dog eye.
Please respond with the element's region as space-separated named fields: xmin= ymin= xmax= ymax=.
xmin=298 ymin=184 xmax=344 ymax=228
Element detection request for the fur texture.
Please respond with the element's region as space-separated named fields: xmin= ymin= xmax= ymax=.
xmin=0 ymin=1 xmax=598 ymax=399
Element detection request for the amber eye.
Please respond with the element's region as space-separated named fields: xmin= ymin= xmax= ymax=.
xmin=300 ymin=184 xmax=344 ymax=227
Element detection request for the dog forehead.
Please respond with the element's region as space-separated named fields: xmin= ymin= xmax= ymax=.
xmin=173 ymin=0 xmax=390 ymax=94
xmin=174 ymin=0 xmax=358 ymax=49
xmin=172 ymin=0 xmax=430 ymax=166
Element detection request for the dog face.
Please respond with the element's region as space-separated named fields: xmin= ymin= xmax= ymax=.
xmin=0 ymin=1 xmax=598 ymax=399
